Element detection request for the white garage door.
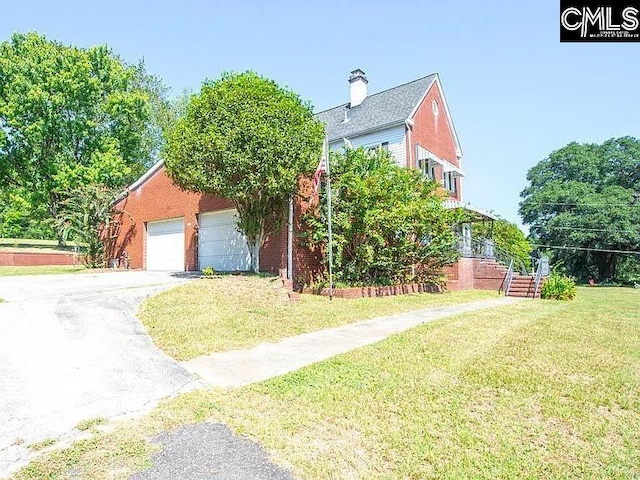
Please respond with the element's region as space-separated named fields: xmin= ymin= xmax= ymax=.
xmin=146 ymin=218 xmax=185 ymax=271
xmin=199 ymin=210 xmax=251 ymax=271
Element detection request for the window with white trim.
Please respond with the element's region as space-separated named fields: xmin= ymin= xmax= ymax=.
xmin=368 ymin=142 xmax=390 ymax=153
xmin=442 ymin=171 xmax=457 ymax=194
xmin=418 ymin=158 xmax=436 ymax=180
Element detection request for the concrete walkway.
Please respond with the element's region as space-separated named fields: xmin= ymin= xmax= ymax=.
xmin=183 ymin=296 xmax=523 ymax=387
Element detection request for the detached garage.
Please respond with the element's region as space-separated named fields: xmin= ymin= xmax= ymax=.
xmin=198 ymin=210 xmax=251 ymax=271
xmin=146 ymin=218 xmax=185 ymax=271
xmin=113 ymin=161 xmax=290 ymax=275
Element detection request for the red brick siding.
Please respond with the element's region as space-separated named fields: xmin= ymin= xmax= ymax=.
xmin=444 ymin=257 xmax=474 ymax=291
xmin=445 ymin=257 xmax=508 ymax=291
xmin=0 ymin=250 xmax=79 ymax=266
xmin=407 ymin=81 xmax=462 ymax=201
xmin=114 ymin=165 xmax=287 ymax=274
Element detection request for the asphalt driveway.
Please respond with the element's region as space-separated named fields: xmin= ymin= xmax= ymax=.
xmin=0 ymin=270 xmax=199 ymax=477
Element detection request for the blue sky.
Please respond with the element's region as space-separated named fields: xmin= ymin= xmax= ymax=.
xmin=2 ymin=0 xmax=639 ymax=226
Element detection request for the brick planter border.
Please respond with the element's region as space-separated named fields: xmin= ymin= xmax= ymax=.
xmin=302 ymin=283 xmax=442 ymax=299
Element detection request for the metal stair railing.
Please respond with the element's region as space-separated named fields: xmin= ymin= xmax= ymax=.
xmin=533 ymin=257 xmax=549 ymax=298
xmin=499 ymin=258 xmax=514 ymax=296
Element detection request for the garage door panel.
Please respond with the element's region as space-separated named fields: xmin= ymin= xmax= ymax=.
xmin=146 ymin=218 xmax=185 ymax=271
xmin=198 ymin=210 xmax=251 ymax=271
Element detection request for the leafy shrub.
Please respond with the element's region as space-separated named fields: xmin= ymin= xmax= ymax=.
xmin=301 ymin=148 xmax=461 ymax=287
xmin=541 ymin=271 xmax=577 ymax=300
xmin=56 ymin=185 xmax=122 ymax=268
xmin=201 ymin=266 xmax=216 ymax=277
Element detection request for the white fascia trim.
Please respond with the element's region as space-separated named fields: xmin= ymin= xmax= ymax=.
xmin=128 ymin=159 xmax=165 ymax=192
xmin=113 ymin=159 xmax=165 ymax=206
xmin=408 ymin=75 xmax=437 ymax=120
xmin=434 ymin=76 xmax=464 ymax=158
xmin=443 ymin=199 xmax=498 ymax=220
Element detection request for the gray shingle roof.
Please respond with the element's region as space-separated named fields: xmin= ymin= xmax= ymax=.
xmin=314 ymin=74 xmax=437 ymax=142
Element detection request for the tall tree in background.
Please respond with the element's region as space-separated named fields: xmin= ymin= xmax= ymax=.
xmin=164 ymin=71 xmax=324 ymax=272
xmin=520 ymin=137 xmax=640 ymax=281
xmin=0 ymin=32 xmax=167 ymax=242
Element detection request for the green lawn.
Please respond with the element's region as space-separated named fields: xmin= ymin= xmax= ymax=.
xmin=0 ymin=265 xmax=86 ymax=276
xmin=138 ymin=275 xmax=497 ymax=360
xmin=0 ymin=238 xmax=84 ymax=248
xmin=13 ymin=287 xmax=640 ymax=480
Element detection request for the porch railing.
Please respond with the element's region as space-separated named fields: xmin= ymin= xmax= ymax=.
xmin=499 ymin=258 xmax=515 ymax=296
xmin=457 ymin=235 xmax=530 ymax=275
xmin=532 ymin=257 xmax=549 ymax=298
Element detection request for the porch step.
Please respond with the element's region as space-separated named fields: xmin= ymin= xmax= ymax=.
xmin=475 ymin=258 xmax=509 ymax=277
xmin=506 ymin=275 xmax=544 ymax=298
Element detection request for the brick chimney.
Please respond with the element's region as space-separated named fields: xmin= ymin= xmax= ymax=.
xmin=349 ymin=69 xmax=368 ymax=107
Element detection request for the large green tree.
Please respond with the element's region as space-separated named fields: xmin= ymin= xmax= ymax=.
xmin=0 ymin=187 xmax=52 ymax=239
xmin=0 ymin=32 xmax=166 ymax=242
xmin=519 ymin=137 xmax=640 ymax=281
xmin=303 ymin=148 xmax=461 ymax=286
xmin=164 ymin=71 xmax=324 ymax=272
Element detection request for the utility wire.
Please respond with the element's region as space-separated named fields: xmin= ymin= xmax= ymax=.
xmin=539 ymin=226 xmax=640 ymax=233
xmin=532 ymin=245 xmax=640 ymax=255
xmin=524 ymin=202 xmax=640 ymax=207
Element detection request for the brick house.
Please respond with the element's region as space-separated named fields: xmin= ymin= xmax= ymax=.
xmin=112 ymin=69 xmax=496 ymax=288
xmin=316 ymin=69 xmax=464 ymax=201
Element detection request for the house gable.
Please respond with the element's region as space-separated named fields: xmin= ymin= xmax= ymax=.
xmin=316 ymin=72 xmax=462 ymax=172
xmin=408 ymin=79 xmax=464 ymax=201
xmin=409 ymin=79 xmax=461 ymax=168
xmin=409 ymin=75 xmax=463 ymax=160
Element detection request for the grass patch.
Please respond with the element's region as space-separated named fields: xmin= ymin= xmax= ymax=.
xmin=203 ymin=287 xmax=640 ymax=479
xmin=15 ymin=435 xmax=155 ymax=480
xmin=14 ymin=287 xmax=640 ymax=479
xmin=76 ymin=417 xmax=107 ymax=432
xmin=28 ymin=438 xmax=56 ymax=452
xmin=138 ymin=275 xmax=497 ymax=360
xmin=0 ymin=265 xmax=86 ymax=276
xmin=0 ymin=238 xmax=84 ymax=248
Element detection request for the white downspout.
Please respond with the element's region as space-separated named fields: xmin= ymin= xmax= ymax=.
xmin=287 ymin=196 xmax=293 ymax=280
xmin=405 ymin=118 xmax=414 ymax=168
